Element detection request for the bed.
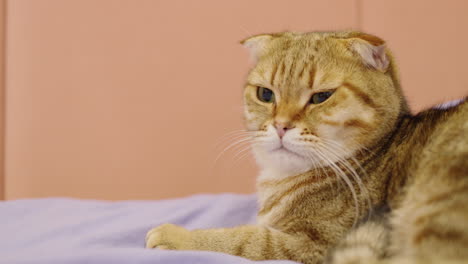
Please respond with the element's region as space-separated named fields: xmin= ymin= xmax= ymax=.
xmin=0 ymin=193 xmax=297 ymax=264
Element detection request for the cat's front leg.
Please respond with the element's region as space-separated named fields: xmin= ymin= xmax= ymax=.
xmin=146 ymin=223 xmax=326 ymax=264
xmin=146 ymin=224 xmax=191 ymax=250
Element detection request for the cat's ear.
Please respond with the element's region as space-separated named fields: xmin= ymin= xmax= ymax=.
xmin=240 ymin=34 xmax=273 ymax=63
xmin=346 ymin=33 xmax=389 ymax=72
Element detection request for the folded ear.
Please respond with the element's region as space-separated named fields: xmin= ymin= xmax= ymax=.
xmin=346 ymin=32 xmax=389 ymax=72
xmin=240 ymin=34 xmax=273 ymax=62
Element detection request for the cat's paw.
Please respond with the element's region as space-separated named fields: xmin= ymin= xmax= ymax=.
xmin=145 ymin=223 xmax=190 ymax=250
xmin=326 ymin=245 xmax=383 ymax=264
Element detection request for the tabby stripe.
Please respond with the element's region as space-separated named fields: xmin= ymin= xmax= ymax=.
xmin=308 ymin=66 xmax=316 ymax=89
xmin=413 ymin=226 xmax=468 ymax=246
xmin=322 ymin=119 xmax=341 ymax=126
xmin=233 ymin=230 xmax=254 ymax=256
xmin=302 ymin=225 xmax=329 ymax=245
xmin=414 ymin=200 xmax=468 ymax=225
xmin=261 ymin=228 xmax=273 ymax=258
xmin=279 ymin=59 xmax=287 ymax=84
xmin=344 ymin=118 xmax=373 ymax=130
xmin=343 ymin=82 xmax=377 ymax=108
xmin=259 ymin=176 xmax=326 ymax=215
xmin=258 ymin=172 xmax=310 ymax=188
xmin=258 ymin=178 xmax=317 ymax=215
xmin=357 ymin=151 xmax=380 ymax=170
xmin=259 ymin=166 xmax=336 ymax=189
xmin=423 ymin=185 xmax=468 ymax=205
xmin=357 ymin=116 xmax=402 ymax=170
xmin=289 ymin=51 xmax=302 ymax=83
xmin=279 ymin=245 xmax=296 ymax=260
xmin=270 ymin=62 xmax=279 ymax=87
xmin=298 ymin=61 xmax=307 ymax=79
xmin=283 ymin=181 xmax=350 ymax=222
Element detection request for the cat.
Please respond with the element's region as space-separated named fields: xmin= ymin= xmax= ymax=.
xmin=146 ymin=31 xmax=468 ymax=264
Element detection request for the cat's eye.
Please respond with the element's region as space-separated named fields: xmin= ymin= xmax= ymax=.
xmin=310 ymin=91 xmax=334 ymax=104
xmin=257 ymin=87 xmax=275 ymax=103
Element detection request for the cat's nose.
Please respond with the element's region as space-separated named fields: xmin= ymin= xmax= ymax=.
xmin=275 ymin=121 xmax=294 ymax=138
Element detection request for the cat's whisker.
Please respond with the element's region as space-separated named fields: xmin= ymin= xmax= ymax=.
xmin=312 ymin=144 xmax=344 ymax=194
xmin=320 ymin=139 xmax=370 ymax=183
xmin=215 ymin=130 xmax=256 ymax=149
xmin=319 ymin=144 xmax=372 ymax=220
xmin=318 ymin=140 xmax=370 ymax=193
xmin=348 ymin=155 xmax=373 ymax=219
xmin=311 ymin=149 xmax=352 ymax=195
xmin=212 ymin=137 xmax=256 ymax=171
xmin=303 ymin=151 xmax=338 ymax=198
xmin=227 ymin=141 xmax=265 ymax=176
xmin=321 ymin=138 xmax=371 ymax=158
xmin=215 ymin=134 xmax=256 ymax=151
xmin=318 ymin=143 xmax=366 ymax=189
xmin=229 ymin=146 xmax=255 ymax=172
xmin=312 ymin=147 xmax=360 ymax=226
xmin=216 ymin=129 xmax=252 ymax=140
xmin=239 ymin=25 xmax=253 ymax=38
xmin=317 ymin=142 xmax=370 ymax=199
xmin=232 ymin=143 xmax=255 ymax=162
xmin=233 ymin=149 xmax=253 ymax=165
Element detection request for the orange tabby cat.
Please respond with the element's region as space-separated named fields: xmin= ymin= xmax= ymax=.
xmin=146 ymin=31 xmax=468 ymax=264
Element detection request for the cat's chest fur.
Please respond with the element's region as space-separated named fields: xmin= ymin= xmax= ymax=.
xmin=256 ymin=169 xmax=357 ymax=241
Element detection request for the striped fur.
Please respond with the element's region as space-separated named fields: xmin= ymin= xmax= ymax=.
xmin=146 ymin=31 xmax=468 ymax=264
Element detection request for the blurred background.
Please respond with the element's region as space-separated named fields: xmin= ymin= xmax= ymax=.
xmin=0 ymin=0 xmax=466 ymax=200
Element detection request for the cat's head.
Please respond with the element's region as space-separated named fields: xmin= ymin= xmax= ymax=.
xmin=241 ymin=31 xmax=408 ymax=177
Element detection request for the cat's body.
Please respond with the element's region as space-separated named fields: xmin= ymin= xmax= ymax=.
xmin=146 ymin=31 xmax=468 ymax=264
xmin=256 ymin=98 xmax=468 ymax=264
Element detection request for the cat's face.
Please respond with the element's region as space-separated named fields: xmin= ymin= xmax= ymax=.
xmin=242 ymin=31 xmax=407 ymax=176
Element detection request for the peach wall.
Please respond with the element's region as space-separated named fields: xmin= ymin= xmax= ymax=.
xmin=361 ymin=0 xmax=468 ymax=110
xmin=3 ymin=1 xmax=467 ymax=200
xmin=5 ymin=0 xmax=358 ymax=200
xmin=0 ymin=0 xmax=4 ymax=200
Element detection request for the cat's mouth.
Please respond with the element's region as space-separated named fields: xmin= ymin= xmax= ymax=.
xmin=271 ymin=146 xmax=303 ymax=158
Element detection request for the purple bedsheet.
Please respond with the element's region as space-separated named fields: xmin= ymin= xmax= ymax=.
xmin=0 ymin=194 xmax=298 ymax=264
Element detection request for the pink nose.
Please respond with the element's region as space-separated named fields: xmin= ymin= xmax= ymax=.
xmin=275 ymin=121 xmax=294 ymax=138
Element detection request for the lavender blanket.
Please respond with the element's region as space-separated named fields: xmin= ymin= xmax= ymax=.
xmin=0 ymin=194 xmax=297 ymax=264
